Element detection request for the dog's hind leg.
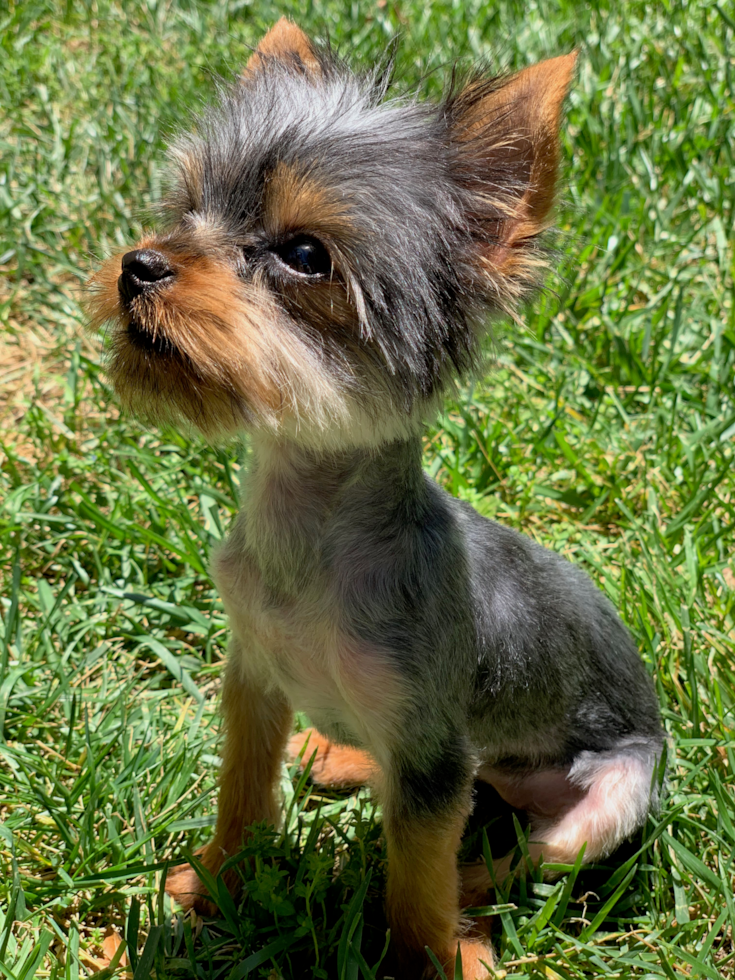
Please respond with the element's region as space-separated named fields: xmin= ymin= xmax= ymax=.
xmin=464 ymin=739 xmax=661 ymax=902
xmin=287 ymin=728 xmax=376 ymax=788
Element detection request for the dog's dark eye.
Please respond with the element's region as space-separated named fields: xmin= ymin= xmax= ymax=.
xmin=274 ymin=236 xmax=332 ymax=277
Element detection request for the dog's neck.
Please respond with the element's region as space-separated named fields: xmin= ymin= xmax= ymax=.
xmin=239 ymin=431 xmax=426 ymax=591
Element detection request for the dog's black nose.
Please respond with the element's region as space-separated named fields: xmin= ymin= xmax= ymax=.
xmin=118 ymin=249 xmax=174 ymax=302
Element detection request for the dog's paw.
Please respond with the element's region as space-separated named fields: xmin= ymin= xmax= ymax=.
xmin=165 ymin=847 xmax=242 ymax=916
xmin=287 ymin=728 xmax=375 ymax=788
xmin=461 ymin=848 xmax=543 ymax=906
xmin=165 ymin=860 xmax=219 ymax=915
xmin=450 ymin=939 xmax=495 ymax=979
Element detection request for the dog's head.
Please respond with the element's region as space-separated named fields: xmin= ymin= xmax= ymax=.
xmin=89 ymin=19 xmax=575 ymax=448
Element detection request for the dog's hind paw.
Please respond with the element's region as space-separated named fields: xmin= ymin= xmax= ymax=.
xmin=287 ymin=728 xmax=376 ymax=788
xmin=452 ymin=939 xmax=495 ymax=979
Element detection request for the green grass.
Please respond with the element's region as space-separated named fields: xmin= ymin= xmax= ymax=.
xmin=1 ymin=0 xmax=734 ymax=977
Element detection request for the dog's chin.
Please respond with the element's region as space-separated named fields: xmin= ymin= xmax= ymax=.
xmin=125 ymin=316 xmax=182 ymax=359
xmin=107 ymin=331 xmax=253 ymax=441
xmin=107 ymin=316 xmax=424 ymax=450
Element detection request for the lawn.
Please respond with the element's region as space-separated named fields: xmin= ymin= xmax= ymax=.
xmin=0 ymin=0 xmax=734 ymax=977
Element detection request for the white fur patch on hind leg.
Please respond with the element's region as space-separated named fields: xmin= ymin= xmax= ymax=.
xmin=466 ymin=739 xmax=662 ymax=897
xmin=527 ymin=739 xmax=661 ymax=869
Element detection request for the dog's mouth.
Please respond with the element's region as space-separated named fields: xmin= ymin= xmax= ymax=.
xmin=125 ymin=315 xmax=182 ymax=359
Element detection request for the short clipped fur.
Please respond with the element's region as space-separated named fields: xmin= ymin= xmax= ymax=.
xmin=90 ymin=20 xmax=663 ymax=980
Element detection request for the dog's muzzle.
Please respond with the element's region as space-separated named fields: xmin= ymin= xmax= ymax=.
xmin=118 ymin=249 xmax=174 ymax=303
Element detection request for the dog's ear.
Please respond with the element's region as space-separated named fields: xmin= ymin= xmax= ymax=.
xmin=449 ymin=53 xmax=577 ymax=299
xmin=244 ymin=18 xmax=322 ymax=77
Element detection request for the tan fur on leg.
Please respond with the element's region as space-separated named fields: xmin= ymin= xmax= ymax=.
xmin=455 ymin=939 xmax=495 ymax=979
xmin=384 ymin=807 xmax=494 ymax=980
xmin=166 ymin=658 xmax=292 ymax=912
xmin=288 ymin=728 xmax=376 ymax=788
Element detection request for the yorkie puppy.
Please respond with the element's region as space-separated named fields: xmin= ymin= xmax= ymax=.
xmin=90 ymin=20 xmax=663 ymax=979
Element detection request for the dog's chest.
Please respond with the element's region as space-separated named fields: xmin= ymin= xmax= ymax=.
xmin=211 ymin=531 xmax=404 ymax=752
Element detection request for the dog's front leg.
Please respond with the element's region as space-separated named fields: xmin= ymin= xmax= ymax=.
xmin=381 ymin=753 xmax=494 ymax=980
xmin=166 ymin=653 xmax=292 ymax=912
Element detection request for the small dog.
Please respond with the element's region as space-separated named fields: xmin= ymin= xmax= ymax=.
xmin=90 ymin=20 xmax=663 ymax=979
